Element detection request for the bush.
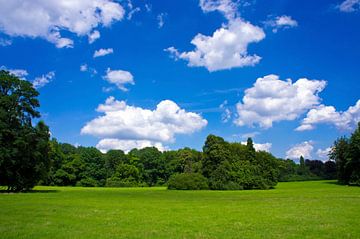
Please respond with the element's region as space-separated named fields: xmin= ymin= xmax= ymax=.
xmin=105 ymin=177 xmax=138 ymax=187
xmin=168 ymin=173 xmax=209 ymax=190
xmin=76 ymin=177 xmax=98 ymax=187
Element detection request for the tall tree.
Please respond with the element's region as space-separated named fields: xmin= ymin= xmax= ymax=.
xmin=330 ymin=137 xmax=351 ymax=184
xmin=0 ymin=70 xmax=50 ymax=191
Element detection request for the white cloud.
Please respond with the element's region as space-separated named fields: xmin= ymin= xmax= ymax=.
xmin=103 ymin=68 xmax=135 ymax=91
xmin=80 ymin=64 xmax=88 ymax=72
xmin=93 ymin=48 xmax=114 ymax=58
xmin=157 ymin=13 xmax=167 ymax=28
xmin=265 ymin=15 xmax=298 ymax=33
xmin=0 ymin=0 xmax=125 ymax=48
xmin=316 ymin=147 xmax=331 ymax=161
xmin=81 ymin=97 xmax=208 ymax=143
xmin=338 ymin=0 xmax=360 ymax=12
xmin=166 ymin=1 xmax=264 ymax=71
xmin=234 ymin=74 xmax=326 ymax=128
xmin=166 ymin=18 xmax=265 ymax=72
xmin=88 ymin=30 xmax=100 ymax=44
xmin=286 ymin=141 xmax=313 ymax=159
xmin=96 ymin=138 xmax=166 ymax=153
xmin=296 ymin=100 xmax=360 ymax=131
xmin=199 ymin=0 xmax=239 ymax=20
xmin=33 ymin=71 xmax=55 ymax=89
xmin=241 ymin=141 xmax=272 ymax=152
xmin=0 ymin=66 xmax=28 ymax=79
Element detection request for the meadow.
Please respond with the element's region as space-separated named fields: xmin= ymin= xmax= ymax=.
xmin=0 ymin=181 xmax=359 ymax=239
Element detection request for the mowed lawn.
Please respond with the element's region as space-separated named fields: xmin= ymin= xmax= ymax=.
xmin=0 ymin=181 xmax=359 ymax=239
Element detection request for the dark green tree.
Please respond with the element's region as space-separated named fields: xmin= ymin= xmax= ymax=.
xmin=0 ymin=70 xmax=50 ymax=191
xmin=330 ymin=137 xmax=351 ymax=184
xmin=348 ymin=122 xmax=360 ymax=184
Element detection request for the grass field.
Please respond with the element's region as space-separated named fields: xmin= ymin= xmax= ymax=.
xmin=0 ymin=181 xmax=359 ymax=239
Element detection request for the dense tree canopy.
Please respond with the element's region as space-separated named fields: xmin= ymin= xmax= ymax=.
xmin=0 ymin=70 xmax=50 ymax=191
xmin=331 ymin=123 xmax=360 ymax=185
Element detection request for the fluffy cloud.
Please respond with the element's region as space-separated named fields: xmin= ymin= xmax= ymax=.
xmin=81 ymin=97 xmax=208 ymax=144
xmin=88 ymin=30 xmax=100 ymax=44
xmin=0 ymin=0 xmax=125 ymax=48
xmin=33 ymin=71 xmax=55 ymax=89
xmin=296 ymin=100 xmax=360 ymax=131
xmin=286 ymin=141 xmax=314 ymax=159
xmin=241 ymin=141 xmax=272 ymax=152
xmin=166 ymin=18 xmax=265 ymax=72
xmin=93 ymin=48 xmax=114 ymax=58
xmin=166 ymin=0 xmax=264 ymax=71
xmin=265 ymin=15 xmax=298 ymax=33
xmin=234 ymin=74 xmax=326 ymax=128
xmin=338 ymin=0 xmax=360 ymax=12
xmin=103 ymin=68 xmax=134 ymax=91
xmin=316 ymin=147 xmax=332 ymax=161
xmin=96 ymin=138 xmax=166 ymax=153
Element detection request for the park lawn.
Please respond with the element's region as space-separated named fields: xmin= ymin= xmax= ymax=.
xmin=0 ymin=181 xmax=359 ymax=239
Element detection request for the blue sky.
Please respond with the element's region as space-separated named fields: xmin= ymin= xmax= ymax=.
xmin=0 ymin=0 xmax=359 ymax=160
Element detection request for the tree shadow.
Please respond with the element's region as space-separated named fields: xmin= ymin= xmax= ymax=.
xmin=322 ymin=180 xmax=342 ymax=185
xmin=0 ymin=189 xmax=59 ymax=194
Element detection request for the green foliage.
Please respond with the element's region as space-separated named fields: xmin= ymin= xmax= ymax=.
xmin=167 ymin=173 xmax=209 ymax=190
xmin=331 ymin=123 xmax=360 ymax=185
xmin=0 ymin=70 xmax=50 ymax=191
xmin=202 ymin=135 xmax=279 ymax=190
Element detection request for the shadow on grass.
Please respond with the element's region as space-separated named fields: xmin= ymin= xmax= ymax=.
xmin=0 ymin=189 xmax=59 ymax=194
xmin=322 ymin=180 xmax=342 ymax=185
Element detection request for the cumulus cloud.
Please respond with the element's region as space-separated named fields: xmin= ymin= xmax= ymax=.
xmin=96 ymin=138 xmax=166 ymax=153
xmin=338 ymin=0 xmax=360 ymax=12
xmin=166 ymin=0 xmax=264 ymax=71
xmin=166 ymin=18 xmax=265 ymax=72
xmin=234 ymin=74 xmax=326 ymax=128
xmin=241 ymin=141 xmax=272 ymax=152
xmin=33 ymin=71 xmax=55 ymax=89
xmin=265 ymin=15 xmax=298 ymax=33
xmin=88 ymin=30 xmax=100 ymax=44
xmin=0 ymin=0 xmax=125 ymax=48
xmin=316 ymin=147 xmax=332 ymax=161
xmin=93 ymin=48 xmax=114 ymax=58
xmin=103 ymin=68 xmax=134 ymax=91
xmin=81 ymin=97 xmax=208 ymax=144
xmin=286 ymin=141 xmax=314 ymax=159
xmin=296 ymin=100 xmax=360 ymax=131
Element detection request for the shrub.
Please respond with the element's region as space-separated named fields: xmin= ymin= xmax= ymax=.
xmin=76 ymin=177 xmax=98 ymax=187
xmin=168 ymin=173 xmax=209 ymax=190
xmin=105 ymin=177 xmax=138 ymax=187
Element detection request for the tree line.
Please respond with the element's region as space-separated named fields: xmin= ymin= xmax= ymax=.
xmin=0 ymin=70 xmax=358 ymax=192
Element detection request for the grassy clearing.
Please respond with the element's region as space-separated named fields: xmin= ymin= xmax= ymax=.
xmin=0 ymin=181 xmax=359 ymax=238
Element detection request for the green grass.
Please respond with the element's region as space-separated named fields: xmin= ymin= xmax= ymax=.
xmin=0 ymin=181 xmax=359 ymax=239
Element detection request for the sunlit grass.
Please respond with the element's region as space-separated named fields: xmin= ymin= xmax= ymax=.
xmin=0 ymin=181 xmax=359 ymax=238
